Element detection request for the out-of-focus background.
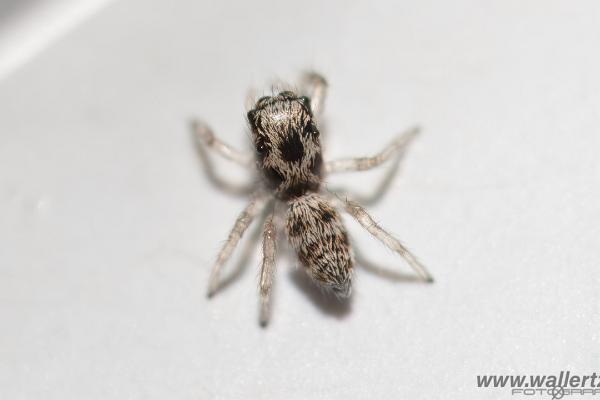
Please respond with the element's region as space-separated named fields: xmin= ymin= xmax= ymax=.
xmin=1 ymin=1 xmax=598 ymax=399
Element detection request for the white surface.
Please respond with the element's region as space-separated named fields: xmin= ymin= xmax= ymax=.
xmin=0 ymin=0 xmax=113 ymax=80
xmin=1 ymin=1 xmax=599 ymax=399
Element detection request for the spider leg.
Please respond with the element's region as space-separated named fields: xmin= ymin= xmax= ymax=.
xmin=326 ymin=152 xmax=403 ymax=207
xmin=244 ymin=87 xmax=258 ymax=112
xmin=207 ymin=196 xmax=267 ymax=297
xmin=301 ymin=71 xmax=328 ymax=118
xmin=336 ymin=197 xmax=434 ymax=283
xmin=324 ymin=126 xmax=420 ymax=174
xmin=259 ymin=216 xmax=277 ymax=326
xmin=192 ymin=120 xmax=255 ymax=167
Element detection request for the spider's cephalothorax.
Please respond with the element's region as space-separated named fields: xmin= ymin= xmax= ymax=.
xmin=196 ymin=72 xmax=433 ymax=326
xmin=247 ymin=91 xmax=323 ymax=200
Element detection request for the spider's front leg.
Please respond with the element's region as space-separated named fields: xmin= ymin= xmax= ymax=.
xmin=192 ymin=120 xmax=255 ymax=167
xmin=207 ymin=196 xmax=267 ymax=297
xmin=259 ymin=216 xmax=277 ymax=326
xmin=325 ymin=126 xmax=420 ymax=173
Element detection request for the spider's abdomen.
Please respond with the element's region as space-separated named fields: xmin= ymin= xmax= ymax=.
xmin=286 ymin=193 xmax=353 ymax=297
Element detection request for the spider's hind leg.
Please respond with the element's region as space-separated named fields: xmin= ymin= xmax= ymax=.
xmin=332 ymin=196 xmax=434 ymax=283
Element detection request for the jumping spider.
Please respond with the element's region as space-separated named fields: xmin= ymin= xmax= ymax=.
xmin=194 ymin=72 xmax=433 ymax=326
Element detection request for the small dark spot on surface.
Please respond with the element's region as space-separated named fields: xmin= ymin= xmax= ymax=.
xmin=279 ymin=133 xmax=304 ymax=162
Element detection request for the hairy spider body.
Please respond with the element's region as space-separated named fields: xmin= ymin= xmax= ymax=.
xmin=247 ymin=91 xmax=353 ymax=297
xmin=195 ymin=72 xmax=433 ymax=326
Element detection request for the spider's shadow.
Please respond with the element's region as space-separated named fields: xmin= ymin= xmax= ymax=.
xmin=326 ymin=148 xmax=406 ymax=207
xmin=288 ymin=257 xmax=353 ymax=319
xmin=353 ymin=245 xmax=424 ymax=283
xmin=287 ymin=245 xmax=425 ymax=320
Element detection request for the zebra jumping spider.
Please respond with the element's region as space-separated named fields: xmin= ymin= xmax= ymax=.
xmin=194 ymin=72 xmax=433 ymax=326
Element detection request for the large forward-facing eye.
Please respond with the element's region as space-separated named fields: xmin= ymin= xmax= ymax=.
xmin=299 ymin=96 xmax=311 ymax=111
xmin=303 ymin=122 xmax=319 ymax=138
xmin=256 ymin=137 xmax=268 ymax=155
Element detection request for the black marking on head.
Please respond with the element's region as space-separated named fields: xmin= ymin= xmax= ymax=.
xmin=303 ymin=122 xmax=319 ymax=138
xmin=279 ymin=133 xmax=304 ymax=162
xmin=264 ymin=166 xmax=284 ymax=189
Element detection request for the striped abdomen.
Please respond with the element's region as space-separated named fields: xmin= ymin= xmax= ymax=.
xmin=286 ymin=193 xmax=353 ymax=297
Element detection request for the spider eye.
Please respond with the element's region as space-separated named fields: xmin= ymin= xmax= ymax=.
xmin=299 ymin=96 xmax=310 ymax=106
xmin=256 ymin=138 xmax=268 ymax=154
xmin=299 ymin=96 xmax=312 ymax=116
xmin=303 ymin=123 xmax=319 ymax=138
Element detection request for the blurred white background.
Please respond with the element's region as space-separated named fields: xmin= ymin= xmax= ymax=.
xmin=0 ymin=1 xmax=598 ymax=399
